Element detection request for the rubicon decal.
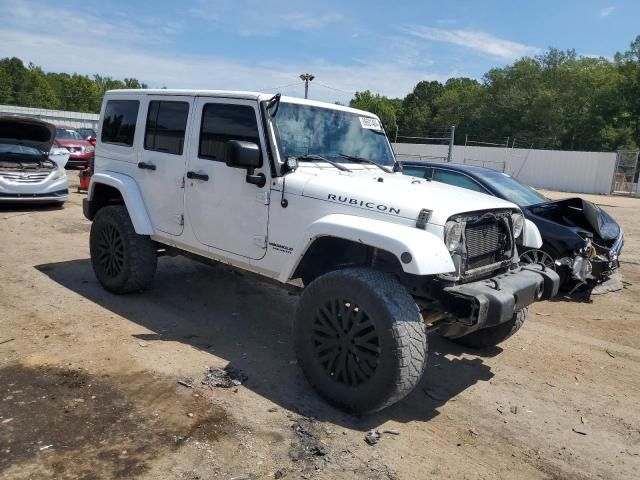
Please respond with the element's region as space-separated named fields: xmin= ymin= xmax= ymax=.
xmin=327 ymin=194 xmax=401 ymax=215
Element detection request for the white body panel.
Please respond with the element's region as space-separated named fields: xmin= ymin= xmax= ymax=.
xmin=89 ymin=172 xmax=154 ymax=234
xmin=184 ymin=97 xmax=270 ymax=260
xmin=49 ymin=147 xmax=70 ymax=168
xmin=90 ymin=89 xmax=526 ymax=284
xmin=136 ymin=94 xmax=194 ymax=236
xmin=523 ymin=218 xmax=543 ymax=249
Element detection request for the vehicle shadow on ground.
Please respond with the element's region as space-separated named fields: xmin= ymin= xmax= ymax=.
xmin=0 ymin=203 xmax=64 ymax=214
xmin=36 ymin=256 xmax=497 ymax=430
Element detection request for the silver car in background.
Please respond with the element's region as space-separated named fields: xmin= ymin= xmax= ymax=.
xmin=0 ymin=116 xmax=69 ymax=205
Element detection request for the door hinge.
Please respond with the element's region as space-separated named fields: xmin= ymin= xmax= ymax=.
xmin=256 ymin=191 xmax=270 ymax=205
xmin=173 ymin=214 xmax=184 ymax=226
xmin=253 ymin=235 xmax=267 ymax=249
xmin=178 ymin=177 xmax=185 ymax=189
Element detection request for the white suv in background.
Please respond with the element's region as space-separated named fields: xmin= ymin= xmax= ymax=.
xmin=0 ymin=116 xmax=69 ymax=205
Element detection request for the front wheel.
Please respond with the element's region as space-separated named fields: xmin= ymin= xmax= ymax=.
xmin=90 ymin=205 xmax=157 ymax=294
xmin=294 ymin=267 xmax=428 ymax=415
xmin=444 ymin=308 xmax=528 ymax=349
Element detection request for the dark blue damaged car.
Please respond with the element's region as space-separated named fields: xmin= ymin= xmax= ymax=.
xmin=400 ymin=161 xmax=624 ymax=288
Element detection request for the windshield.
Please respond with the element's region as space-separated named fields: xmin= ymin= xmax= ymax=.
xmin=480 ymin=170 xmax=548 ymax=206
xmin=271 ymin=102 xmax=395 ymax=167
xmin=0 ymin=143 xmax=42 ymax=156
xmin=56 ymin=128 xmax=83 ymax=140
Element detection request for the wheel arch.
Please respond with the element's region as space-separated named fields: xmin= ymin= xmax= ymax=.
xmin=280 ymin=214 xmax=455 ymax=284
xmin=86 ymin=172 xmax=154 ymax=235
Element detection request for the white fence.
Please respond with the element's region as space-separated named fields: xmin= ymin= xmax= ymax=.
xmin=392 ymin=143 xmax=618 ymax=195
xmin=0 ymin=104 xmax=99 ymax=129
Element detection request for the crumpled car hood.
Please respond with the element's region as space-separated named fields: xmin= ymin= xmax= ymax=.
xmin=0 ymin=115 xmax=56 ymax=152
xmin=528 ymin=197 xmax=620 ymax=241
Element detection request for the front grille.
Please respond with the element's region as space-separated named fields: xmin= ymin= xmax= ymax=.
xmin=0 ymin=171 xmax=52 ymax=183
xmin=464 ymin=215 xmax=512 ymax=271
xmin=0 ymin=189 xmax=68 ymax=198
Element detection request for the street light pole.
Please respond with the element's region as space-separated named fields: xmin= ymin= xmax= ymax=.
xmin=300 ymin=73 xmax=315 ymax=99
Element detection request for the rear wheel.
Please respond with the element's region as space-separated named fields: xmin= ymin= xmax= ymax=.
xmin=90 ymin=205 xmax=157 ymax=294
xmin=294 ymin=267 xmax=427 ymax=414
xmin=445 ymin=308 xmax=528 ymax=349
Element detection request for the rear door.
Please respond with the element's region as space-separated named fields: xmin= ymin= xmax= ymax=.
xmin=136 ymin=95 xmax=193 ymax=235
xmin=184 ymin=97 xmax=269 ymax=259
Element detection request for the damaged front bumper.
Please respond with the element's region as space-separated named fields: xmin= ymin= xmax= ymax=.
xmin=437 ymin=264 xmax=560 ymax=338
xmin=563 ymin=229 xmax=624 ymax=283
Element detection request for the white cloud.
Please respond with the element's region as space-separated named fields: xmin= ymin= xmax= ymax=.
xmin=188 ymin=0 xmax=345 ymax=35
xmin=405 ymin=26 xmax=540 ymax=60
xmin=0 ymin=0 xmax=178 ymax=46
xmin=0 ymin=30 xmax=446 ymax=103
xmin=599 ymin=6 xmax=616 ymax=17
xmin=281 ymin=12 xmax=344 ymax=30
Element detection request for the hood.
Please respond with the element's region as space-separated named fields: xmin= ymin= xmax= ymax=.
xmin=295 ymin=166 xmax=519 ymax=226
xmin=528 ymin=197 xmax=620 ymax=242
xmin=0 ymin=116 xmax=56 ymax=152
xmin=55 ymin=138 xmax=92 ymax=147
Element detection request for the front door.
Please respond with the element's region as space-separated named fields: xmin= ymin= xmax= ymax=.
xmin=136 ymin=95 xmax=193 ymax=235
xmin=185 ymin=97 xmax=269 ymax=260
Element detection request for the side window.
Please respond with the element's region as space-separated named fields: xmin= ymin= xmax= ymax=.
xmin=199 ymin=103 xmax=261 ymax=164
xmin=433 ymin=170 xmax=486 ymax=193
xmin=144 ymin=101 xmax=189 ymax=155
xmin=101 ymin=100 xmax=139 ymax=147
xmin=402 ymin=166 xmax=433 ymax=179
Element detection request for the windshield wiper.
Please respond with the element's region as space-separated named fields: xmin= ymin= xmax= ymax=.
xmin=295 ymin=154 xmax=352 ymax=172
xmin=337 ymin=153 xmax=393 ymax=173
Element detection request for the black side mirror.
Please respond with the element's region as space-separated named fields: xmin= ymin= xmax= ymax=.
xmin=226 ymin=140 xmax=266 ymax=188
xmin=226 ymin=140 xmax=261 ymax=169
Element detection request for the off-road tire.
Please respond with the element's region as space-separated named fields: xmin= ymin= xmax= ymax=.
xmin=447 ymin=308 xmax=528 ymax=349
xmin=294 ymin=267 xmax=427 ymax=415
xmin=90 ymin=205 xmax=157 ymax=294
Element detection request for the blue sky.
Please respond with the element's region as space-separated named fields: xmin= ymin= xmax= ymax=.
xmin=0 ymin=0 xmax=638 ymax=103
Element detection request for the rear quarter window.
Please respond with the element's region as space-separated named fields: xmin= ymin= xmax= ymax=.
xmin=101 ymin=100 xmax=140 ymax=147
xmin=144 ymin=101 xmax=189 ymax=155
xmin=402 ymin=166 xmax=433 ymax=179
xmin=433 ymin=169 xmax=486 ymax=193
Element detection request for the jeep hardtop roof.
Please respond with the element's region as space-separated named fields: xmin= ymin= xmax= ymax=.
xmin=104 ymin=89 xmax=380 ymax=118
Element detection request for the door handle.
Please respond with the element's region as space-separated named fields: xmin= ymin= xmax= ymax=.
xmin=138 ymin=162 xmax=156 ymax=171
xmin=186 ymin=171 xmax=209 ymax=181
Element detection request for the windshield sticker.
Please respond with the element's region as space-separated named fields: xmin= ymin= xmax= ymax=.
xmin=359 ymin=116 xmax=382 ymax=130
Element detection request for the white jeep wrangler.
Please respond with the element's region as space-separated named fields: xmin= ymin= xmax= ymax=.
xmin=84 ymin=89 xmax=559 ymax=414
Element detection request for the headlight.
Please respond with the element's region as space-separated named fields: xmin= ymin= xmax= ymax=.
xmin=52 ymin=168 xmax=66 ymax=180
xmin=572 ymin=256 xmax=592 ymax=282
xmin=86 ymin=145 xmax=95 ymax=153
xmin=511 ymin=213 xmax=524 ymax=238
xmin=444 ymin=220 xmax=464 ymax=252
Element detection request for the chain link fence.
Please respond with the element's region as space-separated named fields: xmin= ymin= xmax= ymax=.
xmin=612 ymin=151 xmax=640 ymax=196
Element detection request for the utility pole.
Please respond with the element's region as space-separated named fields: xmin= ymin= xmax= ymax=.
xmin=447 ymin=125 xmax=456 ymax=162
xmin=300 ymin=73 xmax=315 ymax=99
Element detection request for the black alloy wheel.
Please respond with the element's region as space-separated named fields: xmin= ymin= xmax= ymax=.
xmin=96 ymin=222 xmax=125 ymax=278
xmin=520 ymin=249 xmax=556 ymax=270
xmin=312 ymin=299 xmax=380 ymax=387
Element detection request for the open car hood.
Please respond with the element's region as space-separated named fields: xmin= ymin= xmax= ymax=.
xmin=0 ymin=115 xmax=56 ymax=153
xmin=529 ymin=197 xmax=620 ymax=241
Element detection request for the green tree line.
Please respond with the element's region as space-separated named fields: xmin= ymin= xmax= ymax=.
xmin=0 ymin=57 xmax=147 ymax=114
xmin=2 ymin=35 xmax=639 ymax=151
xmin=351 ymin=35 xmax=640 ymax=152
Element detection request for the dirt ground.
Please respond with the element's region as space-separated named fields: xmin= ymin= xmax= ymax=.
xmin=1 ymin=175 xmax=639 ymax=480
